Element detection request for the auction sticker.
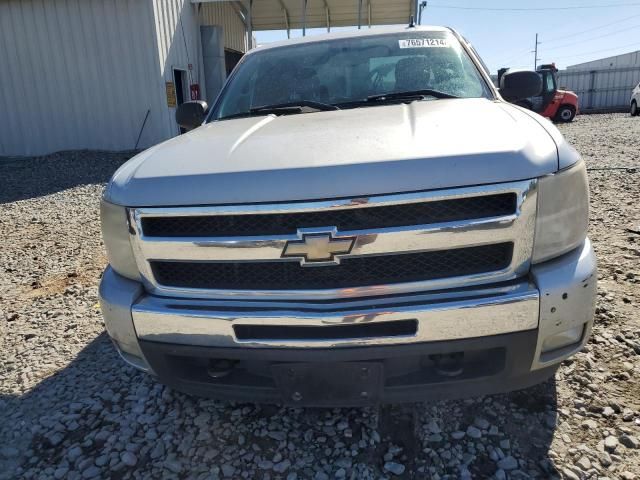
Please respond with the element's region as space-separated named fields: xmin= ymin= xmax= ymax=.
xmin=399 ymin=38 xmax=449 ymax=48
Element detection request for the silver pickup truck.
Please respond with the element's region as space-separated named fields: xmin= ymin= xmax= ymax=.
xmin=100 ymin=26 xmax=596 ymax=406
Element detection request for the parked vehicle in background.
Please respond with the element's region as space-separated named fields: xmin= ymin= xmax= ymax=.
xmin=630 ymin=81 xmax=640 ymax=116
xmin=100 ymin=26 xmax=596 ymax=406
xmin=499 ymin=63 xmax=579 ymax=122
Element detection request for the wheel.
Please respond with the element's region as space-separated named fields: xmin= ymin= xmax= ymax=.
xmin=556 ymin=105 xmax=576 ymax=123
xmin=631 ymin=100 xmax=638 ymax=116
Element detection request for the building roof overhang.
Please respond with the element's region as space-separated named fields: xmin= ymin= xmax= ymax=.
xmin=192 ymin=0 xmax=417 ymax=33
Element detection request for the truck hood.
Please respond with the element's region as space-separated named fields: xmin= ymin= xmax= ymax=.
xmin=106 ymin=98 xmax=561 ymax=206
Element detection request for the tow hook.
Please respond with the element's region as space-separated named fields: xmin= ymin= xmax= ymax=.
xmin=430 ymin=352 xmax=464 ymax=377
xmin=207 ymin=359 xmax=237 ymax=379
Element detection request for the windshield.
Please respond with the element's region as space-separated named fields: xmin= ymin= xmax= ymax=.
xmin=541 ymin=71 xmax=556 ymax=93
xmin=211 ymin=31 xmax=491 ymax=120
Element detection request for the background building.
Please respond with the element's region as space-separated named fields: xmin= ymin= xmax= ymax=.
xmin=0 ymin=0 xmax=250 ymax=156
xmin=558 ymin=50 xmax=640 ymax=112
xmin=0 ymin=0 xmax=415 ymax=157
xmin=567 ymin=50 xmax=640 ymax=70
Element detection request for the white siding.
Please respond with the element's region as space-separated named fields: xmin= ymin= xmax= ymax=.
xmin=199 ymin=2 xmax=247 ymax=53
xmin=0 ymin=0 xmax=170 ymax=156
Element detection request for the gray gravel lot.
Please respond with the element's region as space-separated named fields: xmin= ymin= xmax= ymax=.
xmin=1 ymin=114 xmax=639 ymax=479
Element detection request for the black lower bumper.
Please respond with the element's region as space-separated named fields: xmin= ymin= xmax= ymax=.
xmin=139 ymin=330 xmax=556 ymax=406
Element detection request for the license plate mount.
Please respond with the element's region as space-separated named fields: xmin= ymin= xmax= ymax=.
xmin=272 ymin=362 xmax=383 ymax=407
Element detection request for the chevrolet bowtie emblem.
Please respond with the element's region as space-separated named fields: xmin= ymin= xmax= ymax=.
xmin=282 ymin=232 xmax=356 ymax=266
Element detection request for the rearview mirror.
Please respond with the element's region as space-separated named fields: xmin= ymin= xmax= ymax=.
xmin=499 ymin=71 xmax=542 ymax=102
xmin=176 ymin=101 xmax=208 ymax=131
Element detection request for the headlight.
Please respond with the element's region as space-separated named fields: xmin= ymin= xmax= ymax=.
xmin=100 ymin=199 xmax=139 ymax=280
xmin=532 ymin=160 xmax=589 ymax=264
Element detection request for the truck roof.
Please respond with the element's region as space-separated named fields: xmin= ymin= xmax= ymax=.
xmin=250 ymin=25 xmax=454 ymax=54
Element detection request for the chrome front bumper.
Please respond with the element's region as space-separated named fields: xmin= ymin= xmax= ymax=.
xmin=100 ymin=240 xmax=597 ymax=374
xmin=131 ymin=282 xmax=539 ymax=348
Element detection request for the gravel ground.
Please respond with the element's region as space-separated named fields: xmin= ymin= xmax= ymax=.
xmin=1 ymin=114 xmax=639 ymax=479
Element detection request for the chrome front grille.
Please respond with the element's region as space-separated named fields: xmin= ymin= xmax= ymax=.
xmin=151 ymin=243 xmax=513 ymax=291
xmin=140 ymin=193 xmax=517 ymax=237
xmin=129 ymin=180 xmax=537 ymax=301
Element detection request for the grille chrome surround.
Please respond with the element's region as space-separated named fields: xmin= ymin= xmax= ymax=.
xmin=129 ymin=180 xmax=537 ymax=301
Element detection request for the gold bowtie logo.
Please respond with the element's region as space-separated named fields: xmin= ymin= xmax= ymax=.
xmin=282 ymin=233 xmax=356 ymax=266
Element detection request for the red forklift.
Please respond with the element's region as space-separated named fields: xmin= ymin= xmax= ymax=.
xmin=498 ymin=63 xmax=579 ymax=122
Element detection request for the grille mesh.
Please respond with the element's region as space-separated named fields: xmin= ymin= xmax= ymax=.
xmin=151 ymin=243 xmax=513 ymax=291
xmin=141 ymin=193 xmax=517 ymax=237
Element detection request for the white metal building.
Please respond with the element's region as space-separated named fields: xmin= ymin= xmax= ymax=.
xmin=557 ymin=50 xmax=640 ymax=111
xmin=567 ymin=50 xmax=640 ymax=70
xmin=0 ymin=0 xmax=416 ymax=157
xmin=0 ymin=0 xmax=249 ymax=156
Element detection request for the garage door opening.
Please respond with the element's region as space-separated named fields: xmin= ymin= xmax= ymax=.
xmin=173 ymin=69 xmax=188 ymax=133
xmin=225 ymin=49 xmax=243 ymax=76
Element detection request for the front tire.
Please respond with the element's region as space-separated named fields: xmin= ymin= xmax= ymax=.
xmin=631 ymin=100 xmax=638 ymax=116
xmin=556 ymin=105 xmax=576 ymax=123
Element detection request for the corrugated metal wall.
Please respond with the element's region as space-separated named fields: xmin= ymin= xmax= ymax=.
xmin=0 ymin=0 xmax=213 ymax=157
xmin=151 ymin=0 xmax=204 ymax=138
xmin=558 ymin=66 xmax=640 ymax=111
xmin=199 ymin=2 xmax=247 ymax=53
xmin=0 ymin=0 xmax=169 ymax=156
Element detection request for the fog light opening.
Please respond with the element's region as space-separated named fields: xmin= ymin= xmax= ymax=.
xmin=541 ymin=324 xmax=585 ymax=353
xmin=207 ymin=359 xmax=237 ymax=379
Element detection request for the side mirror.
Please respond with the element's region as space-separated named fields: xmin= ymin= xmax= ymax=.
xmin=499 ymin=71 xmax=542 ymax=102
xmin=175 ymin=101 xmax=208 ymax=131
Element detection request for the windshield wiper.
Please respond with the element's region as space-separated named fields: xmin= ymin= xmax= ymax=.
xmin=366 ymin=89 xmax=459 ymax=102
xmin=218 ymin=100 xmax=339 ymax=121
xmin=251 ymin=100 xmax=339 ymax=113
